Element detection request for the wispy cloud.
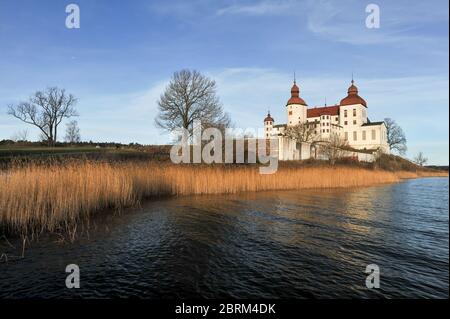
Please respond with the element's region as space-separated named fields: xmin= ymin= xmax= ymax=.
xmin=306 ymin=0 xmax=449 ymax=46
xmin=208 ymin=67 xmax=448 ymax=163
xmin=216 ymin=0 xmax=295 ymax=16
xmin=1 ymin=66 xmax=448 ymax=163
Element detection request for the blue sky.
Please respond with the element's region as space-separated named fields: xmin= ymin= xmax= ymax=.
xmin=0 ymin=0 xmax=448 ymax=164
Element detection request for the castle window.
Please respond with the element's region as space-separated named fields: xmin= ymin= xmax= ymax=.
xmin=353 ymin=120 xmax=356 ymax=125
xmin=353 ymin=109 xmax=356 ymax=116
xmin=289 ymin=111 xmax=292 ymax=115
xmin=353 ymin=131 xmax=357 ymax=141
xmin=344 ymin=121 xmax=348 ymax=125
xmin=344 ymin=110 xmax=348 ymax=117
xmin=372 ymin=130 xmax=376 ymax=140
xmin=327 ymin=129 xmax=329 ymax=133
xmin=362 ymin=130 xmax=366 ymax=140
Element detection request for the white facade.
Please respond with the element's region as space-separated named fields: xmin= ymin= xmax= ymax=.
xmin=264 ymin=80 xmax=390 ymax=161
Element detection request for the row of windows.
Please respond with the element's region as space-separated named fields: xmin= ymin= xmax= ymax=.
xmin=320 ymin=115 xmax=340 ymax=121
xmin=345 ymin=130 xmax=377 ymax=141
xmin=313 ymin=129 xmax=331 ymax=134
xmin=344 ymin=120 xmax=357 ymax=125
xmin=344 ymin=109 xmax=357 ymax=117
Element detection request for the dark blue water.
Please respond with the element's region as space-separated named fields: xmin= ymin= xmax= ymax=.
xmin=0 ymin=177 xmax=448 ymax=298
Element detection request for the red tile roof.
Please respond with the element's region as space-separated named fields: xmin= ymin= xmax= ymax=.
xmin=307 ymin=105 xmax=339 ymax=118
xmin=286 ymin=82 xmax=308 ymax=106
xmin=264 ymin=112 xmax=274 ymax=122
xmin=340 ymin=80 xmax=367 ymax=107
xmin=287 ymin=96 xmax=308 ymax=106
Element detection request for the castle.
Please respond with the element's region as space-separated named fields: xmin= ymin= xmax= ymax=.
xmin=263 ymin=79 xmax=389 ymax=161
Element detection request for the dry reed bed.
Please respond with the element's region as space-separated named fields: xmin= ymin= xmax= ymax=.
xmin=394 ymin=170 xmax=448 ymax=179
xmin=0 ymin=161 xmax=437 ymax=234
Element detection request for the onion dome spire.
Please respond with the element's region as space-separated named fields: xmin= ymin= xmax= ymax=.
xmin=286 ymin=78 xmax=307 ymax=106
xmin=340 ymin=78 xmax=367 ymax=107
xmin=264 ymin=110 xmax=274 ymax=122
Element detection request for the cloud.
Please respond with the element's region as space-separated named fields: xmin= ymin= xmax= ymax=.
xmin=75 ymin=80 xmax=171 ymax=144
xmin=216 ymin=0 xmax=295 ymax=16
xmin=306 ymin=0 xmax=449 ymax=46
xmin=213 ymin=0 xmax=448 ymax=48
xmin=1 ymin=67 xmax=448 ymax=163
xmin=208 ymin=67 xmax=448 ymax=163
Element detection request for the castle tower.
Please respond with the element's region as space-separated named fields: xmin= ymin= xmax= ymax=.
xmin=264 ymin=111 xmax=274 ymax=138
xmin=339 ymin=79 xmax=368 ymax=128
xmin=286 ymin=80 xmax=307 ymax=126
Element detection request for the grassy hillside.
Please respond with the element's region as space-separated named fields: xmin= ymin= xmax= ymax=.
xmin=0 ymin=145 xmax=171 ymax=168
xmin=1 ymin=145 xmax=447 ymax=175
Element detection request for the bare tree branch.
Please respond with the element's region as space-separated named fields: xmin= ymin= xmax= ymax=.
xmin=65 ymin=120 xmax=81 ymax=144
xmin=285 ymin=122 xmax=319 ymax=143
xmin=384 ymin=118 xmax=407 ymax=155
xmin=155 ymin=69 xmax=231 ymax=138
xmin=319 ymin=133 xmax=349 ymax=165
xmin=413 ymin=152 xmax=428 ymax=166
xmin=7 ymin=87 xmax=78 ymax=146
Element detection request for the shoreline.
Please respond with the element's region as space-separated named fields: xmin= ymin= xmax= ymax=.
xmin=0 ymin=161 xmax=447 ymax=237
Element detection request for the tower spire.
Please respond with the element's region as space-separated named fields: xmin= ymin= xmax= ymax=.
xmin=294 ymin=71 xmax=296 ymax=84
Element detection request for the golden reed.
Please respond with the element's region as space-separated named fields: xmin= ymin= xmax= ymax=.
xmin=0 ymin=161 xmax=446 ymax=234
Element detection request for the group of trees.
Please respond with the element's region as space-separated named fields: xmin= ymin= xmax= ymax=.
xmin=7 ymin=70 xmax=230 ymax=147
xmin=282 ymin=114 xmax=425 ymax=166
xmin=382 ymin=118 xmax=427 ymax=166
xmin=284 ymin=122 xmax=348 ymax=164
xmin=5 ymin=69 xmax=428 ymax=166
xmin=7 ymin=87 xmax=81 ymax=145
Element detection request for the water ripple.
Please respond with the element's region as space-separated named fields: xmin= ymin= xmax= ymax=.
xmin=0 ymin=177 xmax=448 ymax=298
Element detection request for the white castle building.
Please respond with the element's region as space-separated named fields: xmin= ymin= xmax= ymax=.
xmin=263 ymin=79 xmax=389 ymax=161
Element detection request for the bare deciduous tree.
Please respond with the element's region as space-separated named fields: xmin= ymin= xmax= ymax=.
xmin=155 ymin=69 xmax=230 ymax=138
xmin=7 ymin=87 xmax=78 ymax=146
xmin=413 ymin=152 xmax=428 ymax=166
xmin=384 ymin=118 xmax=407 ymax=155
xmin=11 ymin=129 xmax=29 ymax=142
xmin=319 ymin=133 xmax=349 ymax=165
xmin=285 ymin=122 xmax=319 ymax=143
xmin=65 ymin=120 xmax=81 ymax=144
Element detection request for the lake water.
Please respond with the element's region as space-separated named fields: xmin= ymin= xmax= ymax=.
xmin=0 ymin=177 xmax=448 ymax=298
